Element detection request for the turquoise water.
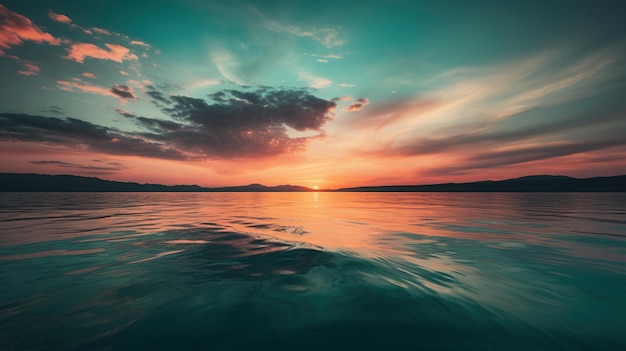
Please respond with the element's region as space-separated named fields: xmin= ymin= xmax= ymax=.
xmin=0 ymin=192 xmax=625 ymax=350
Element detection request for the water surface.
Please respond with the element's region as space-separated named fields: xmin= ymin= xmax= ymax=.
xmin=1 ymin=192 xmax=625 ymax=350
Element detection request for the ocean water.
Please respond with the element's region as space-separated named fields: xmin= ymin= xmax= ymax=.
xmin=0 ymin=192 xmax=625 ymax=351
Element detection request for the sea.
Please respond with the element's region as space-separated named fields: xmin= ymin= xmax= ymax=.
xmin=0 ymin=192 xmax=625 ymax=350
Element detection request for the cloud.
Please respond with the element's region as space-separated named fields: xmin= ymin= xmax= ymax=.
xmin=130 ymin=40 xmax=150 ymax=48
xmin=263 ymin=19 xmax=343 ymax=48
xmin=58 ymin=79 xmax=136 ymax=102
xmin=41 ymin=106 xmax=64 ymax=115
xmin=339 ymin=83 xmax=355 ymax=87
xmin=57 ymin=79 xmax=116 ymax=98
xmin=65 ymin=43 xmax=138 ymax=63
xmin=317 ymin=59 xmax=328 ymax=63
xmin=146 ymin=87 xmax=172 ymax=105
xmin=0 ymin=113 xmax=186 ymax=160
xmin=5 ymin=55 xmax=41 ymax=76
xmin=48 ymin=11 xmax=71 ymax=24
xmin=211 ymin=49 xmax=245 ymax=85
xmin=184 ymin=79 xmax=222 ymax=91
xmin=309 ymin=77 xmax=332 ymax=89
xmin=119 ymin=70 xmax=129 ymax=76
xmin=387 ymin=103 xmax=626 ymax=158
xmin=30 ymin=160 xmax=123 ymax=171
xmin=331 ymin=96 xmax=352 ymax=102
xmin=155 ymin=88 xmax=337 ymax=158
xmin=115 ymin=109 xmax=182 ymax=132
xmin=0 ymin=88 xmax=336 ymax=160
xmin=82 ymin=72 xmax=97 ymax=79
xmin=91 ymin=27 xmax=110 ymax=35
xmin=18 ymin=62 xmax=40 ymax=76
xmin=298 ymin=72 xmax=332 ymax=89
xmin=110 ymin=85 xmax=136 ymax=100
xmin=345 ymin=98 xmax=369 ymax=112
xmin=0 ymin=4 xmax=61 ymax=55
xmin=420 ymin=138 xmax=626 ymax=176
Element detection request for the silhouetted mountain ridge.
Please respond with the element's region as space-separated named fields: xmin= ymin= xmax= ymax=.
xmin=0 ymin=173 xmax=624 ymax=192
xmin=336 ymin=174 xmax=625 ymax=192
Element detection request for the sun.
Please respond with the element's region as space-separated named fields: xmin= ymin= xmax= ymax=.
xmin=313 ymin=185 xmax=319 ymax=190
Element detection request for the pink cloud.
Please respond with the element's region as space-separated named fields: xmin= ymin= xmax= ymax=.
xmin=0 ymin=4 xmax=61 ymax=54
xmin=58 ymin=79 xmax=137 ymax=102
xmin=82 ymin=72 xmax=97 ymax=79
xmin=120 ymin=70 xmax=129 ymax=76
xmin=57 ymin=79 xmax=115 ymax=98
xmin=5 ymin=54 xmax=40 ymax=76
xmin=18 ymin=62 xmax=40 ymax=76
xmin=48 ymin=11 xmax=71 ymax=24
xmin=65 ymin=43 xmax=138 ymax=63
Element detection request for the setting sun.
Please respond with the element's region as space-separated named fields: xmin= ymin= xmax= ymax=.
xmin=313 ymin=185 xmax=319 ymax=190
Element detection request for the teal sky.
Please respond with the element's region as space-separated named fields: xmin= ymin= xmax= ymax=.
xmin=1 ymin=0 xmax=625 ymax=187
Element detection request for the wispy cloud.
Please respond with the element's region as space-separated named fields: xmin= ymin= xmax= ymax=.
xmin=298 ymin=71 xmax=332 ymax=89
xmin=130 ymin=40 xmax=150 ymax=48
xmin=57 ymin=79 xmax=136 ymax=102
xmin=30 ymin=160 xmax=123 ymax=171
xmin=344 ymin=46 xmax=626 ymax=175
xmin=211 ymin=49 xmax=245 ymax=85
xmin=264 ymin=19 xmax=344 ymax=48
xmin=5 ymin=54 xmax=41 ymax=76
xmin=18 ymin=62 xmax=40 ymax=76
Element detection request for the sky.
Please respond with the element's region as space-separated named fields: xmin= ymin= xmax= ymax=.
xmin=0 ymin=0 xmax=625 ymax=188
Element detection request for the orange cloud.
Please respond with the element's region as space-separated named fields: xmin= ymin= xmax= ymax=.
xmin=65 ymin=43 xmax=138 ymax=63
xmin=48 ymin=11 xmax=71 ymax=24
xmin=0 ymin=4 xmax=61 ymax=55
xmin=82 ymin=72 xmax=97 ymax=79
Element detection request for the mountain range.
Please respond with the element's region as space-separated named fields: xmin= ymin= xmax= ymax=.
xmin=0 ymin=173 xmax=624 ymax=192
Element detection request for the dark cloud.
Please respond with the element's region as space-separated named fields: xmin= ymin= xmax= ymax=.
xmin=30 ymin=160 xmax=122 ymax=171
xmin=1 ymin=88 xmax=336 ymax=160
xmin=40 ymin=106 xmax=64 ymax=115
xmin=345 ymin=98 xmax=369 ymax=112
xmin=146 ymin=87 xmax=172 ymax=105
xmin=156 ymin=88 xmax=336 ymax=158
xmin=110 ymin=85 xmax=135 ymax=100
xmin=0 ymin=113 xmax=186 ymax=159
xmin=115 ymin=108 xmax=183 ymax=132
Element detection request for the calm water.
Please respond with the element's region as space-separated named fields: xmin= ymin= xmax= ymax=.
xmin=0 ymin=192 xmax=625 ymax=350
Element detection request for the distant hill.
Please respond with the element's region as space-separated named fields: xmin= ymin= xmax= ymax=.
xmin=0 ymin=173 xmax=313 ymax=192
xmin=0 ymin=173 xmax=624 ymax=192
xmin=335 ymin=175 xmax=626 ymax=192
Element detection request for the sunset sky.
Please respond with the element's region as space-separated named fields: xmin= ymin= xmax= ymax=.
xmin=1 ymin=0 xmax=625 ymax=188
